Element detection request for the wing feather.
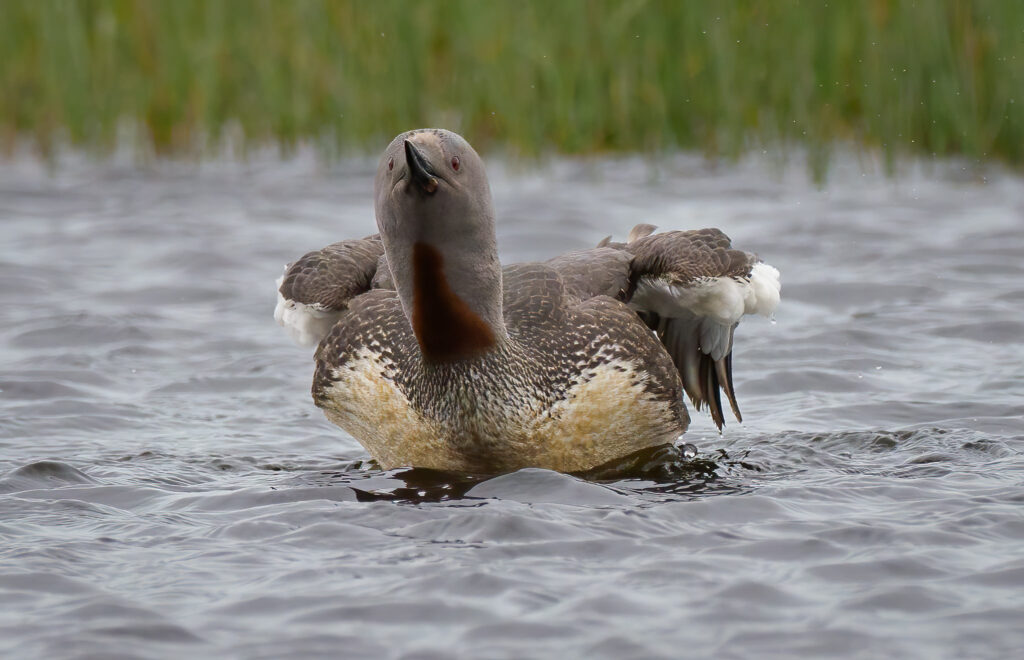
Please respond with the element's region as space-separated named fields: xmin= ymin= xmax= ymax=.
xmin=275 ymin=234 xmax=385 ymax=348
xmin=544 ymin=248 xmax=632 ymax=300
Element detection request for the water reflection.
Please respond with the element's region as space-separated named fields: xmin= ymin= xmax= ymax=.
xmin=297 ymin=443 xmax=765 ymax=504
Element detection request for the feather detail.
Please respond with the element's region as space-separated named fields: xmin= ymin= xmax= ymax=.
xmin=624 ymin=228 xmax=780 ymax=429
xmin=628 ymin=223 xmax=658 ymax=243
xmin=274 ymin=235 xmax=384 ymax=348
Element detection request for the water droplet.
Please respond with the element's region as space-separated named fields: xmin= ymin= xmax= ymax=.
xmin=681 ymin=443 xmax=698 ymax=459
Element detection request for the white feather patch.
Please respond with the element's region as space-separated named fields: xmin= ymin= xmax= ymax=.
xmin=273 ymin=274 xmax=343 ymax=348
xmin=632 ymin=261 xmax=781 ymax=326
xmin=746 ymin=262 xmax=781 ymax=319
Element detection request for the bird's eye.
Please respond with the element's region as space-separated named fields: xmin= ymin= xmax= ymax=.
xmin=451 ymin=156 xmax=460 ymax=171
xmin=388 ymin=157 xmax=394 ymax=171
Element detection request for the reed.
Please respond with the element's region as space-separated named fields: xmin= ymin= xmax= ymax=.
xmin=1 ymin=0 xmax=1021 ymax=177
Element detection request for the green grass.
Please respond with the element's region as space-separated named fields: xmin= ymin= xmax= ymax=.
xmin=1 ymin=0 xmax=1021 ymax=177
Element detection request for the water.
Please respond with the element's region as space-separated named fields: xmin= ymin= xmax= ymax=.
xmin=1 ymin=151 xmax=1023 ymax=659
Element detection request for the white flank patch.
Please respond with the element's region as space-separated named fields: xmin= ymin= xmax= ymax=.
xmin=273 ymin=274 xmax=342 ymax=348
xmin=632 ymin=261 xmax=781 ymax=326
xmin=745 ymin=262 xmax=781 ymax=319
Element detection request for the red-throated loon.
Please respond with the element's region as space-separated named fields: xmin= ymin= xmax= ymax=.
xmin=275 ymin=129 xmax=780 ymax=473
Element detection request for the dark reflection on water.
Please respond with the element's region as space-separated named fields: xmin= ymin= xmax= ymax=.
xmin=310 ymin=445 xmax=736 ymax=504
xmin=2 ymin=153 xmax=1024 ymax=659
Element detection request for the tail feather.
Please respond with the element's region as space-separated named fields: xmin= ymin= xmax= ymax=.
xmin=716 ymin=351 xmax=742 ymax=423
xmin=656 ymin=312 xmax=739 ymax=430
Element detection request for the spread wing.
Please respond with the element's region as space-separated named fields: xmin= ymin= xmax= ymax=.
xmin=622 ymin=225 xmax=781 ymax=430
xmin=274 ymin=235 xmax=386 ymax=347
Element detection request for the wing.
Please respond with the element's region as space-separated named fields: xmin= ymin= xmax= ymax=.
xmin=274 ymin=235 xmax=386 ymax=348
xmin=623 ymin=225 xmax=781 ymax=430
xmin=544 ymin=247 xmax=632 ymax=300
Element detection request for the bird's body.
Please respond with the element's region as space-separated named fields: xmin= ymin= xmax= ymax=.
xmin=310 ymin=254 xmax=685 ymax=472
xmin=275 ymin=129 xmax=780 ymax=473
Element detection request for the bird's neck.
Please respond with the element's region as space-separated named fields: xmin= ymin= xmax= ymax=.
xmin=406 ymin=240 xmax=505 ymax=363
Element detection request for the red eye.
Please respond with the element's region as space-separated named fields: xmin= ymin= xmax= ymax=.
xmin=451 ymin=156 xmax=460 ymax=171
xmin=388 ymin=157 xmax=394 ymax=171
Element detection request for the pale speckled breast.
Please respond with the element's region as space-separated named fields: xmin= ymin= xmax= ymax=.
xmin=318 ymin=348 xmax=683 ymax=473
xmin=515 ymin=358 xmax=685 ymax=472
xmin=319 ymin=349 xmax=457 ymax=471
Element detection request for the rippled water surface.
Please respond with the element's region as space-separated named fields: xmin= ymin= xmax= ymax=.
xmin=2 ymin=152 xmax=1023 ymax=659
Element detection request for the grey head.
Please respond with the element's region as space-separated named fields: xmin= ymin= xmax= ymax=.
xmin=374 ymin=129 xmax=505 ymax=363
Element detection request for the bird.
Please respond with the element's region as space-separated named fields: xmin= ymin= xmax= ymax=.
xmin=274 ymin=128 xmax=780 ymax=474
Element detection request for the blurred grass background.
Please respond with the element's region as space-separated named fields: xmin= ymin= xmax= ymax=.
xmin=1 ymin=0 xmax=1021 ymax=176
